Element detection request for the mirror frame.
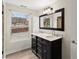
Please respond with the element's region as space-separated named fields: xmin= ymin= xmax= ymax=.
xmin=39 ymin=8 xmax=65 ymax=31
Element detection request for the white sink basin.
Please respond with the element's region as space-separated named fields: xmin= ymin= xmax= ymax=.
xmin=46 ymin=36 xmax=54 ymax=38
xmin=46 ymin=35 xmax=59 ymax=39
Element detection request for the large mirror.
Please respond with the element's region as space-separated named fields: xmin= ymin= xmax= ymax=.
xmin=39 ymin=8 xmax=64 ymax=31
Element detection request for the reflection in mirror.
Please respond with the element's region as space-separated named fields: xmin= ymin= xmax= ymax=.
xmin=52 ymin=12 xmax=62 ymax=28
xmin=39 ymin=8 xmax=64 ymax=31
xmin=40 ymin=12 xmax=62 ymax=29
xmin=57 ymin=16 xmax=62 ymax=28
xmin=40 ymin=15 xmax=52 ymax=28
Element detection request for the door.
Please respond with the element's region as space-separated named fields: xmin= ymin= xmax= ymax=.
xmin=71 ymin=40 xmax=77 ymax=59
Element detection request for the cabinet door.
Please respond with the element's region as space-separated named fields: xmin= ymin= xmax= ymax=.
xmin=51 ymin=39 xmax=62 ymax=59
xmin=42 ymin=39 xmax=49 ymax=59
xmin=42 ymin=44 xmax=47 ymax=59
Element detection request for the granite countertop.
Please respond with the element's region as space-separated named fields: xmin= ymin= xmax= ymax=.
xmin=31 ymin=33 xmax=62 ymax=41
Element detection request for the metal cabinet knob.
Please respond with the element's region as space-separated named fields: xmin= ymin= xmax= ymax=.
xmin=72 ymin=40 xmax=77 ymax=44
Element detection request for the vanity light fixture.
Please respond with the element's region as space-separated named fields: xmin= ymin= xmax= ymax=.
xmin=43 ymin=7 xmax=54 ymax=14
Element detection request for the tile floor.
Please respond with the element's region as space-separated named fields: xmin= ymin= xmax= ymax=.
xmin=6 ymin=49 xmax=39 ymax=59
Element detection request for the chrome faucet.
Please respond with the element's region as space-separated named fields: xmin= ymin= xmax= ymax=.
xmin=52 ymin=30 xmax=55 ymax=36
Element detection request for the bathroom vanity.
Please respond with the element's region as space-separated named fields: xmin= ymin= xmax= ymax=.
xmin=31 ymin=8 xmax=64 ymax=59
xmin=31 ymin=33 xmax=62 ymax=59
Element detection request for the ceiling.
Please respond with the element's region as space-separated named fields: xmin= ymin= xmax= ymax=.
xmin=3 ymin=0 xmax=57 ymax=10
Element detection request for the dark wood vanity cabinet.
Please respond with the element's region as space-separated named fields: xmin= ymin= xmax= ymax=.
xmin=31 ymin=35 xmax=62 ymax=59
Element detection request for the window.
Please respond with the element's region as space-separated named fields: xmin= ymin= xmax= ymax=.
xmin=11 ymin=11 xmax=29 ymax=33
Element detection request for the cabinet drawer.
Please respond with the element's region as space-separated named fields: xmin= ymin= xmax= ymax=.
xmin=37 ymin=48 xmax=42 ymax=58
xmin=37 ymin=42 xmax=42 ymax=48
xmin=31 ymin=35 xmax=36 ymax=39
xmin=37 ymin=38 xmax=42 ymax=42
xmin=32 ymin=42 xmax=36 ymax=44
